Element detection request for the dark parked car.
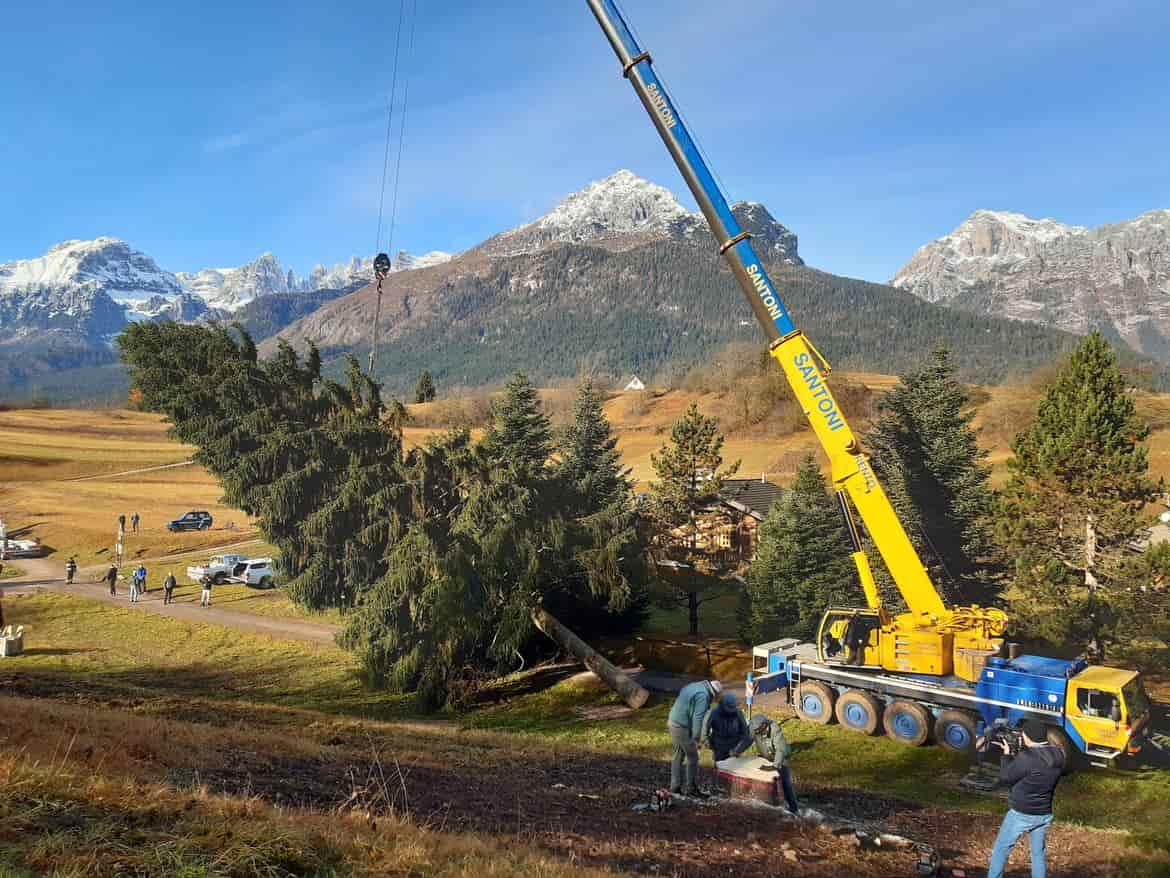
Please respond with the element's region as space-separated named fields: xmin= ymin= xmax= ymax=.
xmin=166 ymin=511 xmax=213 ymax=532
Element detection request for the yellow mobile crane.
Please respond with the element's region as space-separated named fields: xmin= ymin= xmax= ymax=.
xmin=586 ymin=0 xmax=1006 ymax=683
xmin=587 ymin=1 xmax=1152 ymax=765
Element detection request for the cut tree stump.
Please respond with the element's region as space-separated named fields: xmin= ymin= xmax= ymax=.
xmin=531 ymin=606 xmax=651 ymax=709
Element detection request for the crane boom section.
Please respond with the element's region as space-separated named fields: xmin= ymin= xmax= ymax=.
xmin=586 ymin=0 xmax=947 ymax=620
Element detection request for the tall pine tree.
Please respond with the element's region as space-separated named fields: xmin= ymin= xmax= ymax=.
xmin=865 ymin=347 xmax=998 ymax=603
xmin=648 ymin=402 xmax=740 ymax=636
xmin=740 ymin=454 xmax=855 ymax=643
xmin=480 ymin=372 xmax=552 ymax=478
xmin=557 ymin=380 xmax=632 ymax=515
xmin=414 ymin=369 xmax=437 ymax=404
xmin=999 ymin=332 xmax=1158 ymax=658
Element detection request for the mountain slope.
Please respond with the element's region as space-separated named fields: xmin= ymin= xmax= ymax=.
xmin=271 ymin=191 xmax=1091 ymax=396
xmin=891 ymin=209 xmax=1170 ymax=358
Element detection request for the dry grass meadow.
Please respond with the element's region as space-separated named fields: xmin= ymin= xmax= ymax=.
xmin=3 ymin=377 xmax=1170 ymax=875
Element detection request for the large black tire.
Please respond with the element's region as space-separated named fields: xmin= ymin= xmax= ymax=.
xmin=795 ymin=681 xmax=837 ymax=725
xmin=259 ymin=576 xmax=273 ymax=590
xmin=213 ymin=572 xmax=226 ymax=585
xmin=883 ymin=699 xmax=931 ymax=746
xmin=834 ymin=690 xmax=882 ymax=735
xmin=935 ymin=710 xmax=979 ymax=754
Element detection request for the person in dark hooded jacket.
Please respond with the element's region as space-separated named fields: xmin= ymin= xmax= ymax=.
xmin=702 ymin=692 xmax=751 ymax=762
xmin=987 ymin=719 xmax=1065 ymax=878
xmin=750 ymin=713 xmax=799 ymax=813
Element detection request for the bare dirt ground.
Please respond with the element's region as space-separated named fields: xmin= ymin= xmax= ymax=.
xmin=4 ymin=676 xmax=1159 ymax=878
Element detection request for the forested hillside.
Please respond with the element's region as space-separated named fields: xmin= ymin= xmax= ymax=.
xmin=307 ymin=238 xmax=1127 ymax=398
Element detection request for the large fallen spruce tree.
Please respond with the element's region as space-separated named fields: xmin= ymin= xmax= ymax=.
xmin=119 ymin=323 xmax=650 ymax=708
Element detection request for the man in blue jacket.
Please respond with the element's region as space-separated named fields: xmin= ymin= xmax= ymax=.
xmin=987 ymin=719 xmax=1066 ymax=878
xmin=703 ymin=692 xmax=752 ymax=763
xmin=667 ymin=679 xmax=722 ymax=797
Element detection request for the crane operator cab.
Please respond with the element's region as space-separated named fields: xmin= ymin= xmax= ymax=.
xmin=818 ymin=608 xmax=882 ymax=667
xmin=1065 ymin=666 xmax=1152 ymax=758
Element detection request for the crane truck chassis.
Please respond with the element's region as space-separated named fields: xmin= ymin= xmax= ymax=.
xmin=586 ymin=0 xmax=1153 ymax=766
xmin=749 ymin=637 xmax=1151 ymax=767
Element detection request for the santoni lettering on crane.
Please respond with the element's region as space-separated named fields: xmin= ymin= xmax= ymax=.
xmin=792 ymin=353 xmax=845 ymax=433
xmin=746 ymin=263 xmax=786 ymax=324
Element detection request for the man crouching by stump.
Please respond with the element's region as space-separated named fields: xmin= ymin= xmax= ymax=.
xmin=749 ymin=713 xmax=799 ymax=814
xmin=667 ymin=679 xmax=722 ymax=798
xmin=703 ymin=692 xmax=752 ymax=763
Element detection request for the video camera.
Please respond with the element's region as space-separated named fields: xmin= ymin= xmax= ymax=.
xmin=984 ymin=721 xmax=1024 ymax=759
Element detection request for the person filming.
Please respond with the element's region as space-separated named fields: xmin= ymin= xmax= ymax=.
xmin=987 ymin=719 xmax=1065 ymax=878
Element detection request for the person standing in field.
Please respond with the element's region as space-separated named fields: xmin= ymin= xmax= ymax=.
xmin=162 ymin=571 xmax=176 ymax=605
xmin=129 ymin=571 xmax=139 ymax=603
xmin=987 ymin=719 xmax=1065 ymax=878
xmin=135 ymin=564 xmax=147 ymax=593
xmin=130 ymin=512 xmax=140 ymax=534
xmin=667 ymin=679 xmax=722 ymax=797
xmin=65 ymin=557 xmax=77 ymax=584
xmin=105 ymin=563 xmax=118 ymax=596
xmin=200 ymin=573 xmax=213 ymax=607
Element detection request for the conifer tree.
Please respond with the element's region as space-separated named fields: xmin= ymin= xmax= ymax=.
xmin=480 ymin=372 xmax=552 ymax=478
xmin=414 ymin=369 xmax=437 ymax=404
xmin=865 ymin=347 xmax=997 ymax=603
xmin=999 ymin=332 xmax=1158 ymax=658
xmin=558 ymin=380 xmax=632 ymax=515
xmin=740 ymin=454 xmax=855 ymax=643
xmin=648 ymin=402 xmax=740 ymax=636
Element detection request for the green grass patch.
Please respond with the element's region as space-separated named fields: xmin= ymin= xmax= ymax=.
xmin=162 ymin=581 xmax=344 ymax=625
xmin=0 ymin=592 xmax=406 ymax=720
xmin=0 ymin=563 xmax=24 ymax=580
xmin=644 ymin=591 xmax=741 ymax=639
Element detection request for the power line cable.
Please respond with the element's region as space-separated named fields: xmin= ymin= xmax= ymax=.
xmin=374 ymin=0 xmax=416 ymax=379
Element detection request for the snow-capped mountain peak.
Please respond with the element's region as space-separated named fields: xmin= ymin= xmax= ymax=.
xmin=891 ymin=208 xmax=1170 ymax=356
xmin=0 ymin=236 xmax=183 ymax=303
xmin=472 ymin=169 xmax=801 ymax=264
xmin=535 ymin=169 xmax=690 ymax=238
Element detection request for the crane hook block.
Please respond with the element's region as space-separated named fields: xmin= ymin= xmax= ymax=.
xmin=373 ymin=253 xmax=392 ymax=281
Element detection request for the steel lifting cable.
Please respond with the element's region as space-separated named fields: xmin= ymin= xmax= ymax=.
xmin=368 ymin=0 xmax=408 ymax=376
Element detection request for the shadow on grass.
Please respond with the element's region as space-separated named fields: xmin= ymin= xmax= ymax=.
xmin=20 ymin=647 xmax=90 ymax=656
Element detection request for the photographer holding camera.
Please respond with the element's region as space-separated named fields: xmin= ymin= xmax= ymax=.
xmin=984 ymin=719 xmax=1066 ymax=878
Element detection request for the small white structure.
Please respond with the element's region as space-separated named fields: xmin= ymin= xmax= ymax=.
xmin=624 ymin=376 xmax=646 ymax=392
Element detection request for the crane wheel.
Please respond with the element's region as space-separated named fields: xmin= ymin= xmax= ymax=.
xmin=935 ymin=710 xmax=979 ymax=753
xmin=795 ymin=682 xmax=837 ymax=725
xmin=834 ymin=690 xmax=882 ymax=735
xmin=883 ymin=699 xmax=931 ymax=746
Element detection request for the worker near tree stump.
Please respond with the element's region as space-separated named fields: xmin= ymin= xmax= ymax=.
xmin=750 ymin=713 xmax=799 ymax=814
xmin=667 ymin=679 xmax=722 ymax=797
xmin=702 ymin=692 xmax=751 ymax=763
xmin=987 ymin=719 xmax=1065 ymax=878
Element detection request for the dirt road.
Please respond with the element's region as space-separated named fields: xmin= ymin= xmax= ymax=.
xmin=1 ymin=556 xmax=338 ymax=645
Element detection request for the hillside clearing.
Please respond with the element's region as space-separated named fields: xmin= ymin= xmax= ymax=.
xmin=1 ymin=591 xmax=1167 ymax=877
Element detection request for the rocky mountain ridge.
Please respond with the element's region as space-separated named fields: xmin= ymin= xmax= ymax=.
xmin=891 ymin=209 xmax=1170 ymax=357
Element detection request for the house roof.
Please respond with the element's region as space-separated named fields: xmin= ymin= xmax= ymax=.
xmin=718 ymin=478 xmax=784 ymax=520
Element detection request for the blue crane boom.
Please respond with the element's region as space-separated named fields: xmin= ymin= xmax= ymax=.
xmin=586 ymin=0 xmax=1014 ymax=683
xmin=585 ymin=0 xmax=795 ymax=343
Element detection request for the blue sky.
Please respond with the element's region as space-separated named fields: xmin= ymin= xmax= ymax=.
xmin=3 ymin=0 xmax=1168 ymax=283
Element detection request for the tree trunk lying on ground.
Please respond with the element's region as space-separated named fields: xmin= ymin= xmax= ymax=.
xmin=530 ymin=606 xmax=651 ymax=709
